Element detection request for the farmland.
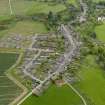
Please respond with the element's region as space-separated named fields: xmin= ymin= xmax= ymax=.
xmin=3 ymin=20 xmax=48 ymax=36
xmin=0 ymin=0 xmax=105 ymax=105
xmin=0 ymin=0 xmax=66 ymax=16
xmin=21 ymin=85 xmax=83 ymax=105
xmin=0 ymin=0 xmax=10 ymax=15
xmin=0 ymin=0 xmax=66 ymax=37
xmin=0 ymin=53 xmax=22 ymax=105
xmin=67 ymin=0 xmax=77 ymax=6
xmin=92 ymin=0 xmax=105 ymax=2
xmin=74 ymin=55 xmax=105 ymax=105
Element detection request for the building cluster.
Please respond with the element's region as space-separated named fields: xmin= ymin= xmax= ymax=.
xmin=13 ymin=33 xmax=67 ymax=89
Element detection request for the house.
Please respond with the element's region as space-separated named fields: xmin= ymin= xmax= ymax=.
xmin=98 ymin=16 xmax=105 ymax=21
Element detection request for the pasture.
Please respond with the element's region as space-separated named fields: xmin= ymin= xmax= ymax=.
xmin=74 ymin=55 xmax=105 ymax=105
xmin=0 ymin=0 xmax=10 ymax=15
xmin=0 ymin=0 xmax=66 ymax=16
xmin=5 ymin=20 xmax=48 ymax=35
xmin=95 ymin=23 xmax=105 ymax=42
xmin=67 ymin=0 xmax=78 ymax=6
xmin=21 ymin=85 xmax=83 ymax=105
xmin=0 ymin=53 xmax=22 ymax=105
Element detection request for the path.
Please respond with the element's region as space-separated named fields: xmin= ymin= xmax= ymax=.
xmin=65 ymin=80 xmax=87 ymax=105
xmin=8 ymin=0 xmax=13 ymax=15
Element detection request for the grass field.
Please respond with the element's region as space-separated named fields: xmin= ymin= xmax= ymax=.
xmin=0 ymin=53 xmax=22 ymax=105
xmin=0 ymin=20 xmax=49 ymax=37
xmin=74 ymin=55 xmax=105 ymax=105
xmin=0 ymin=0 xmax=10 ymax=15
xmin=67 ymin=0 xmax=77 ymax=6
xmin=92 ymin=0 xmax=105 ymax=2
xmin=0 ymin=0 xmax=66 ymax=16
xmin=95 ymin=23 xmax=105 ymax=42
xmin=21 ymin=85 xmax=83 ymax=105
xmin=6 ymin=20 xmax=48 ymax=35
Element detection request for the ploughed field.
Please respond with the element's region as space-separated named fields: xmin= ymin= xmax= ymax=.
xmin=0 ymin=53 xmax=22 ymax=105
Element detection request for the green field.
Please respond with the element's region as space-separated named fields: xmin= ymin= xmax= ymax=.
xmin=22 ymin=85 xmax=83 ymax=105
xmin=74 ymin=55 xmax=105 ymax=105
xmin=6 ymin=20 xmax=48 ymax=35
xmin=67 ymin=0 xmax=77 ymax=6
xmin=0 ymin=0 xmax=10 ymax=15
xmin=12 ymin=0 xmax=66 ymax=15
xmin=92 ymin=0 xmax=105 ymax=2
xmin=0 ymin=20 xmax=49 ymax=37
xmin=0 ymin=0 xmax=66 ymax=36
xmin=0 ymin=0 xmax=66 ymax=16
xmin=0 ymin=53 xmax=22 ymax=105
xmin=95 ymin=23 xmax=105 ymax=42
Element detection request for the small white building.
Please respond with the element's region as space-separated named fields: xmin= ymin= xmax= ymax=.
xmin=98 ymin=16 xmax=105 ymax=21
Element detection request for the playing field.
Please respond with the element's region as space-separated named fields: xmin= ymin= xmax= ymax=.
xmin=95 ymin=23 xmax=105 ymax=42
xmin=0 ymin=53 xmax=22 ymax=105
xmin=21 ymin=85 xmax=83 ymax=105
xmin=74 ymin=55 xmax=105 ymax=105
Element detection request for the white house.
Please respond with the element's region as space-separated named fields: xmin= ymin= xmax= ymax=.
xmin=98 ymin=16 xmax=105 ymax=21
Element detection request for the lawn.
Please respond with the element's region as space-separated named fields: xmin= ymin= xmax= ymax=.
xmin=0 ymin=53 xmax=22 ymax=105
xmin=95 ymin=23 xmax=105 ymax=42
xmin=74 ymin=55 xmax=105 ymax=105
xmin=22 ymin=85 xmax=83 ymax=105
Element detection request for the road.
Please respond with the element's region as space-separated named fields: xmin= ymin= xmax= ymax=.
xmin=23 ymin=50 xmax=42 ymax=83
